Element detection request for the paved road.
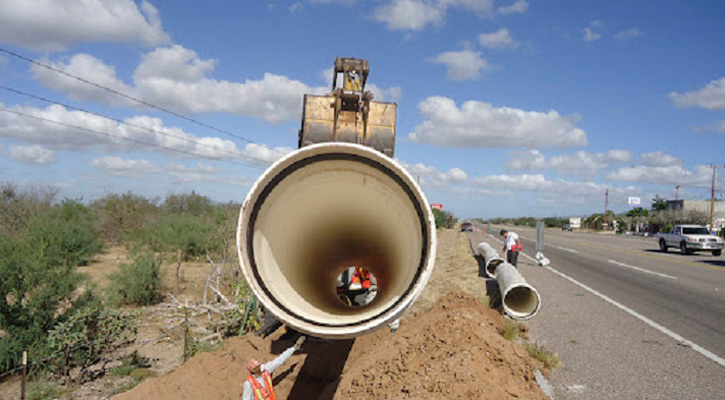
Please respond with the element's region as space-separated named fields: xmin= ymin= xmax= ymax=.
xmin=468 ymin=226 xmax=725 ymax=400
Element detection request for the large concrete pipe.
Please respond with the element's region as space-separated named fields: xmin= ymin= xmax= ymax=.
xmin=237 ymin=143 xmax=437 ymax=339
xmin=477 ymin=242 xmax=504 ymax=278
xmin=495 ymin=262 xmax=541 ymax=320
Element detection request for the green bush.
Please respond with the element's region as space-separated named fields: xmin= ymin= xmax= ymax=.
xmin=91 ymin=192 xmax=158 ymax=244
xmin=0 ymin=199 xmax=101 ymax=374
xmin=46 ymin=297 xmax=136 ymax=383
xmin=162 ymin=192 xmax=213 ymax=217
xmin=432 ymin=208 xmax=457 ymax=229
xmin=109 ymin=253 xmax=163 ymax=306
xmin=133 ymin=214 xmax=217 ymax=261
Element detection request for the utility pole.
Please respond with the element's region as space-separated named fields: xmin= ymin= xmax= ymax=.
xmin=604 ymin=188 xmax=609 ymax=229
xmin=675 ymin=185 xmax=680 ymax=201
xmin=707 ymin=164 xmax=725 ymax=234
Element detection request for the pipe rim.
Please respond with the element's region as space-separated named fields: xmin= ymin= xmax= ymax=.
xmin=502 ymin=284 xmax=541 ymax=321
xmin=237 ymin=143 xmax=437 ymax=337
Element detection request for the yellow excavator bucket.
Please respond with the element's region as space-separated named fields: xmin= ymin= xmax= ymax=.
xmin=298 ymin=58 xmax=396 ymax=157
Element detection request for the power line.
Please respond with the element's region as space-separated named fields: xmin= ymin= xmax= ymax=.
xmin=0 ymin=47 xmax=287 ymax=156
xmin=0 ymin=85 xmax=273 ymax=166
xmin=0 ymin=107 xmax=266 ymax=170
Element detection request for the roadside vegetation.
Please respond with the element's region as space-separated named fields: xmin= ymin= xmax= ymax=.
xmin=0 ymin=183 xmax=258 ymax=396
xmin=485 ymin=194 xmax=712 ymax=235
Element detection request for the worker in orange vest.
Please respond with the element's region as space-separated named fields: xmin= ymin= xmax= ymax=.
xmin=350 ymin=266 xmax=371 ymax=290
xmin=242 ymin=336 xmax=305 ymax=400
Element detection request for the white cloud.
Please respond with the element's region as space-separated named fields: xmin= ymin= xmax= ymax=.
xmin=373 ymin=0 xmax=445 ymax=31
xmin=583 ymin=28 xmax=601 ymax=42
xmin=289 ymin=3 xmax=304 ymax=13
xmin=478 ymin=28 xmax=519 ymax=49
xmin=32 ymin=46 xmax=328 ymax=123
xmin=607 ymin=164 xmax=719 ymax=188
xmin=373 ymin=0 xmax=493 ymax=31
xmin=472 ymin=173 xmax=634 ymax=198
xmin=614 ymin=28 xmax=643 ymax=40
xmin=607 ymin=149 xmax=632 ymax=163
xmin=430 ymin=50 xmax=489 ymax=80
xmin=367 ymin=84 xmax=403 ymax=102
xmin=506 ymin=149 xmax=632 ymax=174
xmin=693 ymin=120 xmax=725 ymax=133
xmin=497 ymin=0 xmax=529 ymax=15
xmin=400 ymin=161 xmax=468 ymax=187
xmin=639 ymin=151 xmax=682 ymax=167
xmin=409 ymin=96 xmax=588 ymax=148
xmin=8 ymin=145 xmax=57 ymax=164
xmin=0 ymin=0 xmax=170 ymax=51
xmin=90 ymin=156 xmax=161 ymax=177
xmin=669 ymin=77 xmax=725 ymax=111
xmin=33 ymin=54 xmax=137 ymax=107
xmin=0 ymin=103 xmax=256 ymax=162
xmin=166 ymin=162 xmax=217 ymax=183
xmin=241 ymin=143 xmax=294 ymax=166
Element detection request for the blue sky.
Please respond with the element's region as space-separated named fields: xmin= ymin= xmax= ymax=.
xmin=1 ymin=0 xmax=724 ymax=218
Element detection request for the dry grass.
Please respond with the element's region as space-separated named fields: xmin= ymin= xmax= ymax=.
xmin=525 ymin=342 xmax=561 ymax=370
xmin=500 ymin=320 xmax=523 ymax=341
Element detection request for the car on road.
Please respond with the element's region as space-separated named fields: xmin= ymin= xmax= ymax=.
xmin=655 ymin=224 xmax=723 ymax=256
xmin=460 ymin=222 xmax=473 ymax=232
xmin=562 ymin=224 xmax=572 ymax=231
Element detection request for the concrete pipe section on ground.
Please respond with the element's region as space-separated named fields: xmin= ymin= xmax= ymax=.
xmin=237 ymin=143 xmax=437 ymax=339
xmin=495 ymin=262 xmax=541 ymax=320
xmin=477 ymin=242 xmax=504 ymax=278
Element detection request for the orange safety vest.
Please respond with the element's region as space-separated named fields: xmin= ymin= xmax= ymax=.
xmin=247 ymin=370 xmax=277 ymax=400
xmin=351 ymin=266 xmax=371 ymax=289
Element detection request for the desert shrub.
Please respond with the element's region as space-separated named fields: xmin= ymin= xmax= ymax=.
xmin=133 ymin=213 xmax=218 ymax=261
xmin=432 ymin=208 xmax=457 ymax=229
xmin=45 ymin=297 xmax=136 ymax=383
xmin=108 ymin=253 xmax=163 ymax=306
xmin=162 ymin=192 xmax=213 ymax=217
xmin=0 ymin=199 xmax=101 ymax=374
xmin=91 ymin=192 xmax=158 ymax=244
xmin=0 ymin=183 xmax=57 ymax=236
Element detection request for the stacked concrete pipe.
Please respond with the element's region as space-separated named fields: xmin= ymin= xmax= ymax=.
xmin=477 ymin=241 xmax=541 ymax=320
xmin=237 ymin=143 xmax=437 ymax=339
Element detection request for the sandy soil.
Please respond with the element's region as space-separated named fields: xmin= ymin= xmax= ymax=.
xmin=110 ymin=230 xmax=549 ymax=400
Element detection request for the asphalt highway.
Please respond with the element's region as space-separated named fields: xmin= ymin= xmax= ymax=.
xmin=468 ymin=226 xmax=725 ymax=400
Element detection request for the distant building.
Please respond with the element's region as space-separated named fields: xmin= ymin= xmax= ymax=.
xmin=665 ymin=200 xmax=725 ymax=216
xmin=665 ymin=200 xmax=725 ymax=229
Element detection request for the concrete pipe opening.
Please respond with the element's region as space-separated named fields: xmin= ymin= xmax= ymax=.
xmin=476 ymin=242 xmax=503 ymax=278
xmin=237 ymin=143 xmax=436 ymax=339
xmin=502 ymin=284 xmax=541 ymax=320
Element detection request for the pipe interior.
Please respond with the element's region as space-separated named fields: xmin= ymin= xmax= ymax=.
xmin=487 ymin=259 xmax=502 ymax=276
xmin=503 ymin=286 xmax=540 ymax=318
xmin=251 ymin=157 xmax=425 ymax=326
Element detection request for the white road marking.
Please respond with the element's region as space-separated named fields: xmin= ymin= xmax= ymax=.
xmin=556 ymin=246 xmax=579 ymax=254
xmin=607 ymin=259 xmax=677 ymax=280
xmin=544 ymin=266 xmax=725 ymax=368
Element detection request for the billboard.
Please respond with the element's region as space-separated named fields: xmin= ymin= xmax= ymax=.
xmin=627 ymin=196 xmax=641 ymax=208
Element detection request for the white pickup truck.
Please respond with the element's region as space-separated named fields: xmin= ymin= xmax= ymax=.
xmin=655 ymin=225 xmax=723 ymax=256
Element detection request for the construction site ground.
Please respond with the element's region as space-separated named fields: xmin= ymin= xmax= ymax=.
xmin=1 ymin=229 xmax=551 ymax=399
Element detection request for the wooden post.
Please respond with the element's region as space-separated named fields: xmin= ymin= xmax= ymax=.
xmin=20 ymin=351 xmax=27 ymax=400
xmin=183 ymin=305 xmax=190 ymax=362
xmin=176 ymin=248 xmax=182 ymax=295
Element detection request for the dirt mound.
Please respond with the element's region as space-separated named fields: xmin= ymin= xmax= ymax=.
xmin=113 ymin=293 xmax=546 ymax=400
xmin=337 ymin=293 xmax=546 ymax=399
